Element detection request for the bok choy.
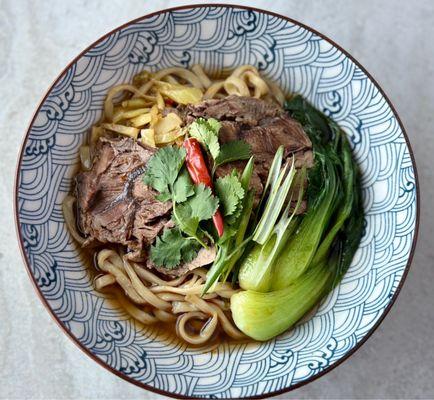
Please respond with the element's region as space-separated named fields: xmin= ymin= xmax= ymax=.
xmin=238 ymin=147 xmax=305 ymax=292
xmin=230 ymin=95 xmax=364 ymax=340
xmin=231 ymin=247 xmax=339 ymax=341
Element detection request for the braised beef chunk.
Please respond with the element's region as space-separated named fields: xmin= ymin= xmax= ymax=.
xmin=75 ymin=137 xmax=172 ymax=261
xmin=185 ymin=95 xmax=282 ymax=125
xmin=185 ymin=96 xmax=313 ymax=206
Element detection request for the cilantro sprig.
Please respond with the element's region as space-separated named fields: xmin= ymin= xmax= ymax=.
xmin=150 ymin=227 xmax=200 ymax=269
xmin=215 ymin=172 xmax=245 ymax=219
xmin=143 ymin=145 xmax=219 ymax=268
xmin=188 ymin=118 xmax=252 ymax=173
xmin=143 ymin=146 xmax=186 ymax=198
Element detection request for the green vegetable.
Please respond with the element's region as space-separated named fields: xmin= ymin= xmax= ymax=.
xmin=188 ymin=118 xmax=251 ymax=173
xmin=238 ymin=148 xmax=303 ymax=292
xmin=311 ymin=136 xmax=355 ymax=265
xmin=143 ymin=145 xmax=219 ymax=265
xmin=215 ymin=172 xmax=245 ymax=217
xmin=150 ymin=227 xmax=200 ymax=268
xmin=214 ymin=140 xmax=251 ymax=172
xmin=273 ymin=95 xmax=363 ymax=288
xmin=202 ymin=160 xmax=255 ymax=294
xmin=271 ymin=154 xmax=340 ymax=289
xmin=172 ymin=169 xmax=195 ymax=203
xmin=240 ymin=156 xmax=254 ymax=190
xmin=143 ymin=146 xmax=186 ymax=196
xmin=252 ymin=148 xmax=296 ymax=244
xmin=175 ymin=184 xmax=219 ymax=231
xmin=174 ymin=184 xmax=219 ymax=247
xmin=256 ymin=145 xmax=285 ymax=214
xmin=223 ymin=190 xmax=255 ymax=281
xmin=231 ymin=248 xmax=338 ymax=341
xmin=189 ymin=118 xmax=221 ymax=160
xmin=231 ymin=95 xmax=364 ymax=340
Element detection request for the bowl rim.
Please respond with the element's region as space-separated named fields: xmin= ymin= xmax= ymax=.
xmin=14 ymin=3 xmax=420 ymax=399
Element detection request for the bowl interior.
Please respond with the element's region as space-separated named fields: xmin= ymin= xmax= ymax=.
xmin=16 ymin=5 xmax=417 ymax=399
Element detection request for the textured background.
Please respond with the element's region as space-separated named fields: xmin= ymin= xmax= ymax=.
xmin=1 ymin=0 xmax=432 ymax=399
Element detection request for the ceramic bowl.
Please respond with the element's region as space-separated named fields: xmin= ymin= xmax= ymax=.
xmin=15 ymin=5 xmax=419 ymax=399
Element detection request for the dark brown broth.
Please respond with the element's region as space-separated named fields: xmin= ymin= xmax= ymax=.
xmin=77 ymin=241 xmax=247 ymax=348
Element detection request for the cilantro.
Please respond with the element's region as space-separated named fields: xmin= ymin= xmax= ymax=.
xmin=188 ymin=118 xmax=221 ymax=160
xmin=143 ymin=146 xmax=186 ymax=194
xmin=167 ymin=183 xmax=218 ymax=248
xmin=155 ymin=191 xmax=171 ymax=202
xmin=150 ymin=228 xmax=200 ymax=268
xmin=173 ymin=168 xmax=195 ymax=203
xmin=214 ymin=140 xmax=251 ymax=170
xmin=215 ymin=173 xmax=245 ymax=217
xmin=144 ymin=147 xmax=219 ymax=268
xmin=188 ymin=118 xmax=251 ymax=174
xmin=175 ymin=184 xmax=219 ymax=234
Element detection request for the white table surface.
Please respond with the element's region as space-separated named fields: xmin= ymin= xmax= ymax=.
xmin=1 ymin=0 xmax=432 ymax=398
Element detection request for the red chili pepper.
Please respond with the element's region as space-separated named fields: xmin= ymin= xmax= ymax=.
xmin=165 ymin=98 xmax=175 ymax=107
xmin=183 ymin=137 xmax=224 ymax=237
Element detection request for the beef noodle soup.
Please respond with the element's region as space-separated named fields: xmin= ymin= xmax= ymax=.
xmin=64 ymin=64 xmax=364 ymax=345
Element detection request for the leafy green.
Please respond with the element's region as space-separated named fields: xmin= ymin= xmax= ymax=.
xmin=231 ymin=249 xmax=338 ymax=341
xmin=144 ymin=146 xmax=217 ymax=266
xmin=189 ymin=117 xmax=252 ymax=173
xmin=174 ymin=184 xmax=219 ymax=245
xmin=214 ymin=140 xmax=251 ymax=170
xmin=271 ymin=154 xmax=340 ymax=289
xmin=238 ymin=153 xmax=303 ymax=292
xmin=188 ymin=118 xmax=221 ymax=160
xmin=143 ymin=146 xmax=186 ymax=194
xmin=284 ymin=95 xmax=363 ymax=281
xmin=173 ymin=168 xmax=195 ymax=203
xmin=230 ymin=95 xmax=365 ymax=341
xmin=150 ymin=227 xmax=200 ymax=268
xmin=201 ymin=162 xmax=256 ymax=294
xmin=215 ymin=173 xmax=245 ymax=217
xmin=177 ymin=184 xmax=219 ymax=222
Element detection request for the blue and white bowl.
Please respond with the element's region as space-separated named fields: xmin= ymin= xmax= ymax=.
xmin=15 ymin=5 xmax=419 ymax=399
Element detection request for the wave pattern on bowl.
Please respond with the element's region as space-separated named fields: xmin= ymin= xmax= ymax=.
xmin=17 ymin=6 xmax=417 ymax=398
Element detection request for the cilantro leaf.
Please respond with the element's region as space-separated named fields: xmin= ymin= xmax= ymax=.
xmin=173 ymin=208 xmax=200 ymax=238
xmin=155 ymin=191 xmax=171 ymax=202
xmin=207 ymin=118 xmax=221 ymax=133
xmin=172 ymin=184 xmax=218 ymax=246
xmin=188 ymin=118 xmax=221 ymax=160
xmin=215 ymin=173 xmax=245 ymax=217
xmin=143 ymin=146 xmax=186 ymax=194
xmin=176 ymin=184 xmax=219 ymax=223
xmin=181 ymin=239 xmax=201 ymax=263
xmin=214 ymin=140 xmax=252 ymax=169
xmin=150 ymin=227 xmax=200 ymax=268
xmin=173 ymin=168 xmax=195 ymax=203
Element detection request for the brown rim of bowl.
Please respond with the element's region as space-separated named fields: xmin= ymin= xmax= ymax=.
xmin=14 ymin=4 xmax=420 ymax=400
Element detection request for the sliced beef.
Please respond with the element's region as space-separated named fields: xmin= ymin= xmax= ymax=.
xmin=75 ymin=136 xmax=172 ymax=261
xmin=184 ymin=95 xmax=313 ymax=207
xmin=185 ymin=95 xmax=282 ymax=125
xmin=239 ymin=115 xmax=311 ymax=156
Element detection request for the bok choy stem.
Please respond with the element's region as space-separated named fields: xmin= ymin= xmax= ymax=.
xmin=271 ymin=154 xmax=341 ymax=290
xmin=231 ymin=246 xmax=340 ymax=341
xmin=238 ymin=164 xmax=305 ymax=292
